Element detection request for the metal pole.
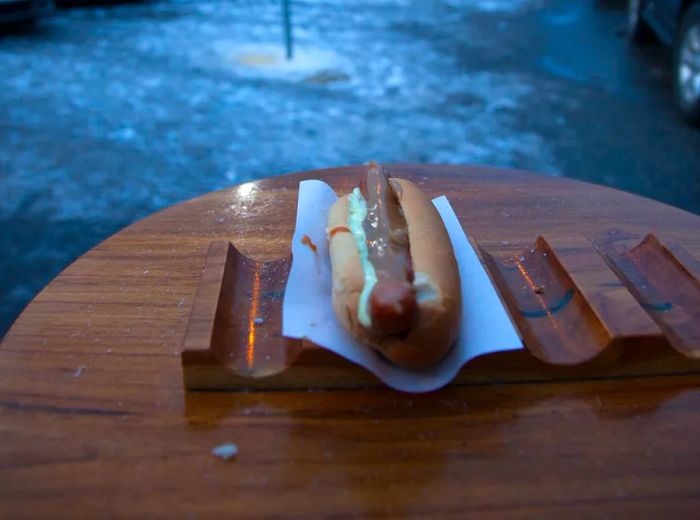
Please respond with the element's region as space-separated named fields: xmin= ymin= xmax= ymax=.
xmin=282 ymin=0 xmax=293 ymax=60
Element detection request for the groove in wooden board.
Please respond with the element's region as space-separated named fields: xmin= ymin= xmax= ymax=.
xmin=182 ymin=241 xmax=301 ymax=383
xmin=542 ymin=234 xmax=663 ymax=340
xmin=596 ymin=233 xmax=700 ymax=357
xmin=480 ymin=237 xmax=611 ymax=365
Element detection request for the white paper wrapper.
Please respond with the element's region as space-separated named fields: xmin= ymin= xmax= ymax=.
xmin=283 ymin=180 xmax=523 ymax=392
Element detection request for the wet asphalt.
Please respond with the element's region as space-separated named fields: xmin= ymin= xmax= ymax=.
xmin=1 ymin=0 xmax=699 ymax=335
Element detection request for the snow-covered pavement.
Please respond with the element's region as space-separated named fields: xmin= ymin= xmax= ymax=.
xmin=1 ymin=0 xmax=698 ymax=334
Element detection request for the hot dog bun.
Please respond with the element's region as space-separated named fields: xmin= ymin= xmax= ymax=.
xmin=328 ymin=178 xmax=461 ymax=369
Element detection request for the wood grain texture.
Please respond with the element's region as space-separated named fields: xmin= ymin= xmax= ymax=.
xmin=3 ymin=165 xmax=700 ymax=518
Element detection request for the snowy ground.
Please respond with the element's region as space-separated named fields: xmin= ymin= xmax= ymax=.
xmin=1 ymin=0 xmax=699 ymax=334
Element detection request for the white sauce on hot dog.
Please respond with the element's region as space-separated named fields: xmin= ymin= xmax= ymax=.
xmin=413 ymin=271 xmax=438 ymax=303
xmin=348 ymin=187 xmax=377 ymax=327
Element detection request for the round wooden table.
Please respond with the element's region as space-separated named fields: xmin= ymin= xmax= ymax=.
xmin=2 ymin=165 xmax=700 ymax=518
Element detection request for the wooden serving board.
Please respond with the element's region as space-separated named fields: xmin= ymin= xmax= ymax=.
xmin=181 ymin=228 xmax=700 ymax=391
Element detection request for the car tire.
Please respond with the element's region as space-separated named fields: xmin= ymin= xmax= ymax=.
xmin=673 ymin=5 xmax=700 ymax=125
xmin=628 ymin=0 xmax=655 ymax=43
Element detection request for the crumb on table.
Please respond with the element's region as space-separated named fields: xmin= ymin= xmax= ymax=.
xmin=212 ymin=443 xmax=239 ymax=460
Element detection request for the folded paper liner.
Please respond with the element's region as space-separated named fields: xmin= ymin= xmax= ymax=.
xmin=283 ymin=180 xmax=523 ymax=392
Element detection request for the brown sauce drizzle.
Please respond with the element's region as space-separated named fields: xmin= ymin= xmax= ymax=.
xmin=359 ymin=162 xmax=417 ymax=336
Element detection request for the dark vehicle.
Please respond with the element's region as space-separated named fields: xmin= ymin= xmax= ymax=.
xmin=628 ymin=0 xmax=700 ymax=124
xmin=0 ymin=0 xmax=53 ymax=25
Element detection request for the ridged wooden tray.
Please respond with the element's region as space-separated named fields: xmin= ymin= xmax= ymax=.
xmin=182 ymin=228 xmax=700 ymax=391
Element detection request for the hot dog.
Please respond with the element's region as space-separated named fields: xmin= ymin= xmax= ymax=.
xmin=327 ymin=162 xmax=461 ymax=369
